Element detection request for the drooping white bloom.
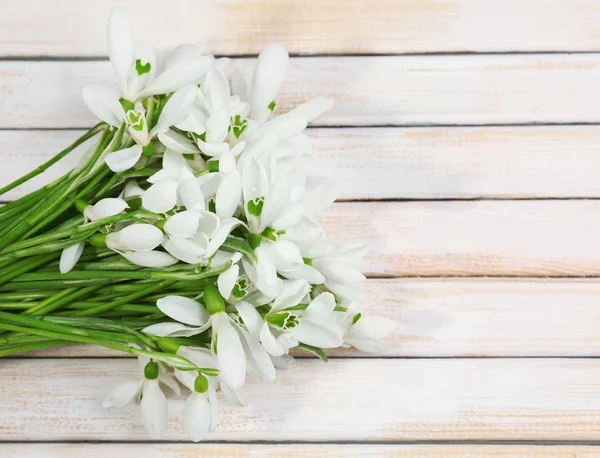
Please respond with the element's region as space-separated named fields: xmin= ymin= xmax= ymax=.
xmin=103 ymin=357 xmax=179 ymax=439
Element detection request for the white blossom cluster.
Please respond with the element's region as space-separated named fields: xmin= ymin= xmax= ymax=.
xmin=66 ymin=8 xmax=398 ymax=441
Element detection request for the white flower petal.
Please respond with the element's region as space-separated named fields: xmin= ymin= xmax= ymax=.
xmin=197 ymin=212 xmax=220 ymax=238
xmin=304 ymin=292 xmax=336 ymax=323
xmin=103 ymin=379 xmax=142 ymax=408
xmin=175 ymin=108 xmax=207 ymax=134
xmin=347 ymin=316 xmax=399 ymax=341
xmin=272 ymin=279 xmax=310 ymax=312
xmin=215 ymin=319 xmax=246 ymax=389
xmin=167 ymin=45 xmax=208 ymax=68
xmin=260 ymin=323 xmax=285 ymax=356
xmin=157 ymin=295 xmax=209 ymax=326
xmin=316 ymin=262 xmax=366 ymax=286
xmin=158 ymin=372 xmax=181 ymax=396
xmin=238 ymin=327 xmax=276 ymax=381
xmin=150 ymin=85 xmax=197 ymax=136
xmin=251 ymin=43 xmax=289 ymax=121
xmin=108 ymin=224 xmax=163 ymax=252
xmin=120 ymin=250 xmax=178 ymax=267
xmin=205 ymin=109 xmax=230 ymax=144
xmin=216 ymin=170 xmax=242 ymax=220
xmin=105 ymin=145 xmax=143 ymax=173
xmin=163 ymin=148 xmax=187 ymax=171
xmin=164 ymin=211 xmax=201 ymax=238
xmin=279 ymin=263 xmax=325 ymax=284
xmin=220 ymin=382 xmax=246 ymax=406
xmin=183 ymin=393 xmax=212 ymax=442
xmin=142 ymin=322 xmax=195 ymax=337
xmin=158 ymin=129 xmax=198 ymax=154
xmin=204 ymin=218 xmax=241 ymax=258
xmin=178 ymin=178 xmax=206 ymax=211
xmin=142 ymin=180 xmax=179 ymax=213
xmin=140 ymin=58 xmax=212 ymax=98
xmin=163 ymin=238 xmax=204 ymax=264
xmin=206 ymin=67 xmax=230 ymax=112
xmin=288 ymin=96 xmax=334 ymax=122
xmin=140 ymin=380 xmax=168 ymax=439
xmin=82 ymin=85 xmax=125 ymax=127
xmin=290 ymin=320 xmax=344 ymax=349
xmin=87 ymin=198 xmax=129 ymax=221
xmin=235 ymin=301 xmax=262 ymax=336
xmin=59 ymin=241 xmax=85 ymax=274
xmin=218 ymin=264 xmax=239 ymax=300
xmin=197 ymin=173 xmax=221 ymax=198
xmin=107 ymin=8 xmax=134 ymax=94
xmin=197 ymin=139 xmax=230 ymax=157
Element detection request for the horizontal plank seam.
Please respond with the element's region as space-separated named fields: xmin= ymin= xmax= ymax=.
xmin=4 ymin=440 xmax=600 ymax=445
xmin=5 ymin=51 xmax=600 ymax=61
xmin=7 ymin=122 xmax=600 ymax=131
xmin=8 ymin=356 xmax=600 ymax=361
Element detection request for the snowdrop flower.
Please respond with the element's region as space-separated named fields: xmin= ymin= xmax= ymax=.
xmin=82 ymin=8 xmax=211 ymax=128
xmin=181 ymin=375 xmax=219 ymax=442
xmin=143 ymin=285 xmax=248 ymax=390
xmin=59 ymin=197 xmax=130 ymax=274
xmin=104 ymin=85 xmax=197 ymax=173
xmin=106 ymin=223 xmax=178 ymax=267
xmin=341 ymin=304 xmax=399 ymax=353
xmin=103 ymin=357 xmax=180 ymax=439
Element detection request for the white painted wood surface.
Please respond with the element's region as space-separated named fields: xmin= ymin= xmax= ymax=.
xmin=3 ymin=359 xmax=600 ymax=441
xmin=5 ymin=55 xmax=600 ymax=128
xmin=2 ymin=0 xmax=600 ymax=55
xmin=6 ymin=126 xmax=600 ymax=201
xmin=6 ymin=444 xmax=600 ymax=458
xmin=0 ymin=1 xmax=599 ymax=455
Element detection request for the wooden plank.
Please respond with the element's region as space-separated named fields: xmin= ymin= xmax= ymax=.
xmin=3 ymin=1 xmax=600 ymax=56
xmin=4 ymin=55 xmax=600 ymax=128
xmin=20 ymin=278 xmax=600 ymax=358
xmin=3 ymin=200 xmax=600 ymax=277
xmin=4 ymin=444 xmax=600 ymax=457
xmin=6 ymin=126 xmax=600 ymax=201
xmin=323 ymin=200 xmax=600 ymax=277
xmin=2 ymin=358 xmax=600 ymax=440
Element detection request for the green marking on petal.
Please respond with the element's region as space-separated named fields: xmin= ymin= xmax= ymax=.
xmin=135 ymin=59 xmax=151 ymax=76
xmin=268 ymin=100 xmax=276 ymax=112
xmin=352 ymin=312 xmax=362 ymax=325
xmin=247 ymin=197 xmax=264 ymax=217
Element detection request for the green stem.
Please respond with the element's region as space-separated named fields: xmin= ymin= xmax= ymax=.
xmin=0 ymin=123 xmax=105 ymax=196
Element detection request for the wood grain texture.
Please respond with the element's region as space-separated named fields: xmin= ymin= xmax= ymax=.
xmin=5 ymin=55 xmax=600 ymax=128
xmin=323 ymin=200 xmax=600 ymax=277
xmin=21 ymin=278 xmax=600 ymax=358
xmin=5 ymin=444 xmax=600 ymax=458
xmin=6 ymin=126 xmax=600 ymax=201
xmin=3 ymin=1 xmax=600 ymax=56
xmin=3 ymin=358 xmax=600 ymax=441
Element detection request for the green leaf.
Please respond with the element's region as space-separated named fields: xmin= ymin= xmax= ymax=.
xmin=119 ymin=98 xmax=135 ymax=112
xmin=298 ymin=343 xmax=328 ymax=362
xmin=222 ymin=236 xmax=258 ymax=263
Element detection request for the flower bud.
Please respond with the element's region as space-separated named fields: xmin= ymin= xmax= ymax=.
xmin=144 ymin=361 xmax=159 ymax=380
xmin=204 ymin=283 xmax=226 ymax=315
xmin=157 ymin=337 xmax=180 ymax=354
xmin=88 ymin=233 xmax=107 ymax=248
xmin=194 ymin=375 xmax=209 ymax=393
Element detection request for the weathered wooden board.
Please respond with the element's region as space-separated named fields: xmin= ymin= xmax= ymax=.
xmin=323 ymin=200 xmax=600 ymax=277
xmin=3 ymin=358 xmax=600 ymax=441
xmin=2 ymin=1 xmax=600 ymax=56
xmin=4 ymin=444 xmax=600 ymax=457
xmin=4 ymin=55 xmax=600 ymax=128
xmin=5 ymin=126 xmax=600 ymax=201
xmin=19 ymin=278 xmax=600 ymax=358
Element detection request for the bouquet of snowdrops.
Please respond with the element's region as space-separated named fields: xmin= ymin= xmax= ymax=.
xmin=0 ymin=8 xmax=398 ymax=441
